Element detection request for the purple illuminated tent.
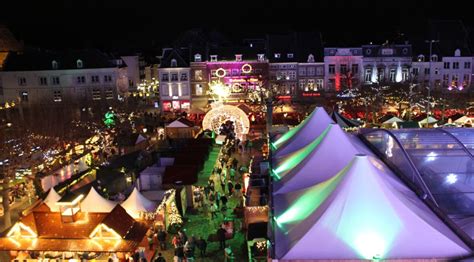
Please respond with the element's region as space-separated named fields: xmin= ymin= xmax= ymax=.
xmin=272 ymin=107 xmax=334 ymax=158
xmin=273 ymin=155 xmax=471 ymax=260
xmin=272 ymin=123 xmax=359 ymax=194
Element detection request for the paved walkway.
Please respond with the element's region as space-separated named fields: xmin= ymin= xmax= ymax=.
xmin=151 ymin=141 xmax=252 ymax=261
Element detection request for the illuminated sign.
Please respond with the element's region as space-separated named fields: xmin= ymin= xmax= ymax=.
xmin=277 ymin=96 xmax=292 ymax=99
xmin=302 ymin=93 xmax=321 ymax=97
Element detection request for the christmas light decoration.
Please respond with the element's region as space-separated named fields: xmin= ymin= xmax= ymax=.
xmin=202 ymin=103 xmax=250 ymax=137
xmin=241 ymin=63 xmax=253 ymax=73
xmin=103 ymin=111 xmax=116 ymax=128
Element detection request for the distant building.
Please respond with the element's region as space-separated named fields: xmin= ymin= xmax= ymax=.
xmin=324 ymin=48 xmax=363 ymax=91
xmin=158 ymin=48 xmax=191 ymax=113
xmin=0 ymin=49 xmax=128 ymax=106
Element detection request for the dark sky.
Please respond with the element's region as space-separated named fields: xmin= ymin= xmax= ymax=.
xmin=2 ymin=0 xmax=473 ymax=50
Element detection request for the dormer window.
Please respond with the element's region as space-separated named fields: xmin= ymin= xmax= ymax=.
xmin=431 ymin=54 xmax=438 ymax=62
xmin=194 ymin=54 xmax=202 ymax=62
xmin=274 ymin=53 xmax=281 ymax=58
xmin=454 ymin=49 xmax=461 ymax=57
xmin=52 ymin=60 xmax=58 ymax=70
xmin=210 ymin=55 xmax=217 ymax=62
xmin=417 ymin=55 xmax=425 ymax=62
xmin=171 ymin=59 xmax=177 ymax=67
xmin=307 ymin=54 xmax=315 ymax=63
xmin=287 ymin=53 xmax=294 ymax=59
xmin=257 ymin=54 xmax=265 ymax=62
xmin=76 ymin=59 xmax=83 ymax=68
xmin=235 ymin=54 xmax=242 ymax=62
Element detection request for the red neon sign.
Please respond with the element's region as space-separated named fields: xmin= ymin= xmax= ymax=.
xmin=302 ymin=93 xmax=321 ymax=97
xmin=277 ymin=96 xmax=292 ymax=99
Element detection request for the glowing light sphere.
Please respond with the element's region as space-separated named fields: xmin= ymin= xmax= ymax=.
xmin=210 ymin=81 xmax=231 ymax=99
xmin=202 ymin=103 xmax=250 ymax=138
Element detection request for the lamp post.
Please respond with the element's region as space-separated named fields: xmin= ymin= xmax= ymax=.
xmin=425 ymin=39 xmax=439 ymax=123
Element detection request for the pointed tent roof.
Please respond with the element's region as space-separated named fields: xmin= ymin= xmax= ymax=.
xmin=121 ymin=188 xmax=156 ymax=219
xmin=419 ymin=116 xmax=438 ymax=124
xmin=81 ymin=187 xmax=117 ymax=213
xmin=274 ymin=155 xmax=470 ymax=260
xmin=43 ymin=188 xmax=61 ymax=212
xmin=272 ymin=107 xmax=334 ymax=158
xmin=273 ymin=124 xmax=360 ymax=194
xmin=167 ymin=118 xmax=195 ymax=128
xmin=382 ymin=116 xmax=404 ymax=124
xmin=330 ymin=110 xmax=362 ymax=129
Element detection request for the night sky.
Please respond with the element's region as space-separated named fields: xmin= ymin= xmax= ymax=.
xmin=2 ymin=0 xmax=473 ymax=50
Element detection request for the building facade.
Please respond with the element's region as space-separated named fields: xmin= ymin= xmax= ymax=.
xmin=324 ymin=48 xmax=363 ymax=91
xmin=0 ymin=50 xmax=128 ymax=106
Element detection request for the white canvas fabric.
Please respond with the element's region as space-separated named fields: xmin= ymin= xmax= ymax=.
xmin=273 ymin=107 xmax=334 ymax=158
xmin=121 ymin=187 xmax=156 ymax=218
xmin=81 ymin=187 xmax=117 ymax=213
xmin=274 ymin=155 xmax=470 ymax=260
xmin=273 ymin=124 xmax=359 ymax=194
xmin=43 ymin=188 xmax=61 ymax=212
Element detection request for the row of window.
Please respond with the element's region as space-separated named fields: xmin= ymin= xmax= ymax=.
xmin=363 ymin=68 xmax=410 ymax=82
xmin=17 ymin=75 xmax=113 ymax=86
xmin=194 ymin=54 xmax=266 ymax=63
xmin=160 ymin=84 xmax=190 ymax=97
xmin=443 ymin=61 xmax=471 ymax=69
xmin=299 ymin=67 xmax=325 ymax=76
xmin=161 ymin=73 xmax=188 ymax=82
xmin=299 ymin=79 xmax=324 ymax=91
xmin=328 ymin=64 xmax=360 ymax=74
xmin=51 ymin=59 xmax=84 ymax=70
xmin=18 ymin=88 xmax=115 ymax=102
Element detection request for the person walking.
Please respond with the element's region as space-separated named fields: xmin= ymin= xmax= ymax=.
xmin=157 ymin=229 xmax=167 ymax=250
xmin=227 ymin=181 xmax=234 ymax=197
xmin=220 ymin=195 xmax=228 ymax=211
xmin=210 ymin=201 xmax=218 ymax=219
xmin=154 ymin=253 xmax=166 ymax=262
xmin=148 ymin=235 xmax=154 ymax=250
xmin=196 ymin=237 xmax=207 ymax=257
xmin=217 ymin=226 xmax=227 ymax=249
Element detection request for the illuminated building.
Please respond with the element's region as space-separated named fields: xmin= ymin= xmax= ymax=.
xmin=361 ymin=44 xmax=412 ymax=84
xmin=324 ymin=47 xmax=363 ymax=92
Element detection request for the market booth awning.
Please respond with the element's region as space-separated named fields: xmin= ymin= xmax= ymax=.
xmin=273 ymin=155 xmax=471 ymax=260
xmin=80 ymin=187 xmax=117 ymax=213
xmin=121 ymin=188 xmax=157 ymax=219
xmin=272 ymin=107 xmax=334 ymax=158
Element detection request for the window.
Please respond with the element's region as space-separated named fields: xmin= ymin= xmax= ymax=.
xmin=463 ymin=74 xmax=470 ymax=85
xmin=378 ymin=68 xmax=385 ymax=82
xmin=328 ymin=64 xmax=335 ymax=74
xmin=171 ymin=85 xmax=179 ymax=96
xmin=18 ymin=77 xmax=27 ymax=86
xmin=389 ymin=69 xmax=396 ymax=82
xmin=77 ymin=76 xmax=86 ymax=84
xmin=417 ymin=55 xmax=425 ymax=62
xmin=171 ymin=59 xmax=177 ymax=67
xmin=402 ymin=69 xmax=409 ymax=81
xmin=381 ymin=48 xmax=394 ymax=55
xmin=412 ymin=68 xmax=419 ymax=76
xmin=340 ymin=64 xmax=347 ymax=74
xmin=364 ymin=69 xmax=372 ymax=82
xmin=351 ymin=64 xmax=359 ymax=74
xmin=435 ymin=69 xmax=439 ymax=75
xmin=76 ymin=59 xmax=83 ymax=68
xmin=444 ymin=62 xmax=450 ymax=69
xmin=20 ymin=91 xmax=28 ymax=102
xmin=424 ymin=68 xmax=430 ymax=75
xmin=232 ymin=69 xmax=239 ymax=76
xmin=235 ymin=54 xmax=242 ymax=61
xmin=52 ymin=60 xmax=58 ymax=69
xmin=195 ymin=84 xmax=203 ymax=95
xmin=105 ymin=88 xmax=114 ymax=99
xmin=453 ymin=62 xmax=459 ymax=69
xmin=104 ymin=75 xmax=112 ymax=82
xmin=274 ymin=53 xmax=281 ymax=58
xmin=52 ymin=77 xmax=60 ymax=85
xmin=289 ymin=71 xmax=296 ymax=80
xmin=443 ymin=74 xmax=449 ymax=86
xmin=171 ymin=73 xmax=178 ymax=81
xmin=257 ymin=54 xmax=265 ymax=62
xmin=180 ymin=73 xmax=188 ymax=81
xmin=465 ymin=62 xmax=471 ymax=69
xmin=452 ymin=74 xmax=459 ymax=86
xmin=92 ymin=89 xmax=101 ymax=100
xmin=307 ymin=54 xmax=315 ymax=63
xmin=211 ymin=70 xmax=217 ymax=77
xmin=91 ymin=75 xmax=100 ymax=83
xmin=53 ymin=90 xmax=62 ymax=102
xmin=287 ymin=53 xmax=294 ymax=59
xmin=308 ymin=67 xmax=315 ymax=76
xmin=431 ymin=55 xmax=438 ymax=62
xmin=194 ymin=70 xmax=203 ymax=81
xmin=299 ymin=80 xmax=306 ymax=90
xmin=316 ymin=79 xmax=323 ymax=90
xmin=299 ymin=67 xmax=306 ymax=76
xmin=210 ymin=55 xmax=217 ymax=62
xmin=307 ymin=79 xmax=315 ymax=91
xmin=39 ymin=77 xmax=48 ymax=86
xmin=161 ymin=74 xmax=169 ymax=81
xmin=194 ymin=54 xmax=201 ymax=62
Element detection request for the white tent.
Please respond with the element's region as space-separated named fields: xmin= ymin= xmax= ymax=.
xmin=80 ymin=187 xmax=117 ymax=213
xmin=418 ymin=116 xmax=438 ymax=125
xmin=273 ymin=124 xmax=359 ymax=194
xmin=121 ymin=187 xmax=156 ymax=219
xmin=273 ymin=155 xmax=470 ymax=260
xmin=43 ymin=188 xmax=61 ymax=212
xmin=383 ymin=116 xmax=404 ymax=124
xmin=454 ymin=115 xmax=473 ymax=125
xmin=272 ymin=107 xmax=334 ymax=158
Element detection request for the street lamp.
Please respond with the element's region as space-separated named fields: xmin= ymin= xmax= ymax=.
xmin=425 ymin=39 xmax=439 ymax=121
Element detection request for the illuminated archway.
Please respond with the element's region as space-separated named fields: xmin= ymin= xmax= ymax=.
xmin=202 ymin=103 xmax=250 ymax=138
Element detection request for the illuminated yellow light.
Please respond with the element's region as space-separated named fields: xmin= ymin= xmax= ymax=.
xmin=7 ymin=222 xmax=37 ymax=238
xmin=215 ymin=68 xmax=226 ymax=78
xmin=241 ymin=64 xmax=252 ymax=73
xmin=90 ymin=223 xmax=121 ymax=239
